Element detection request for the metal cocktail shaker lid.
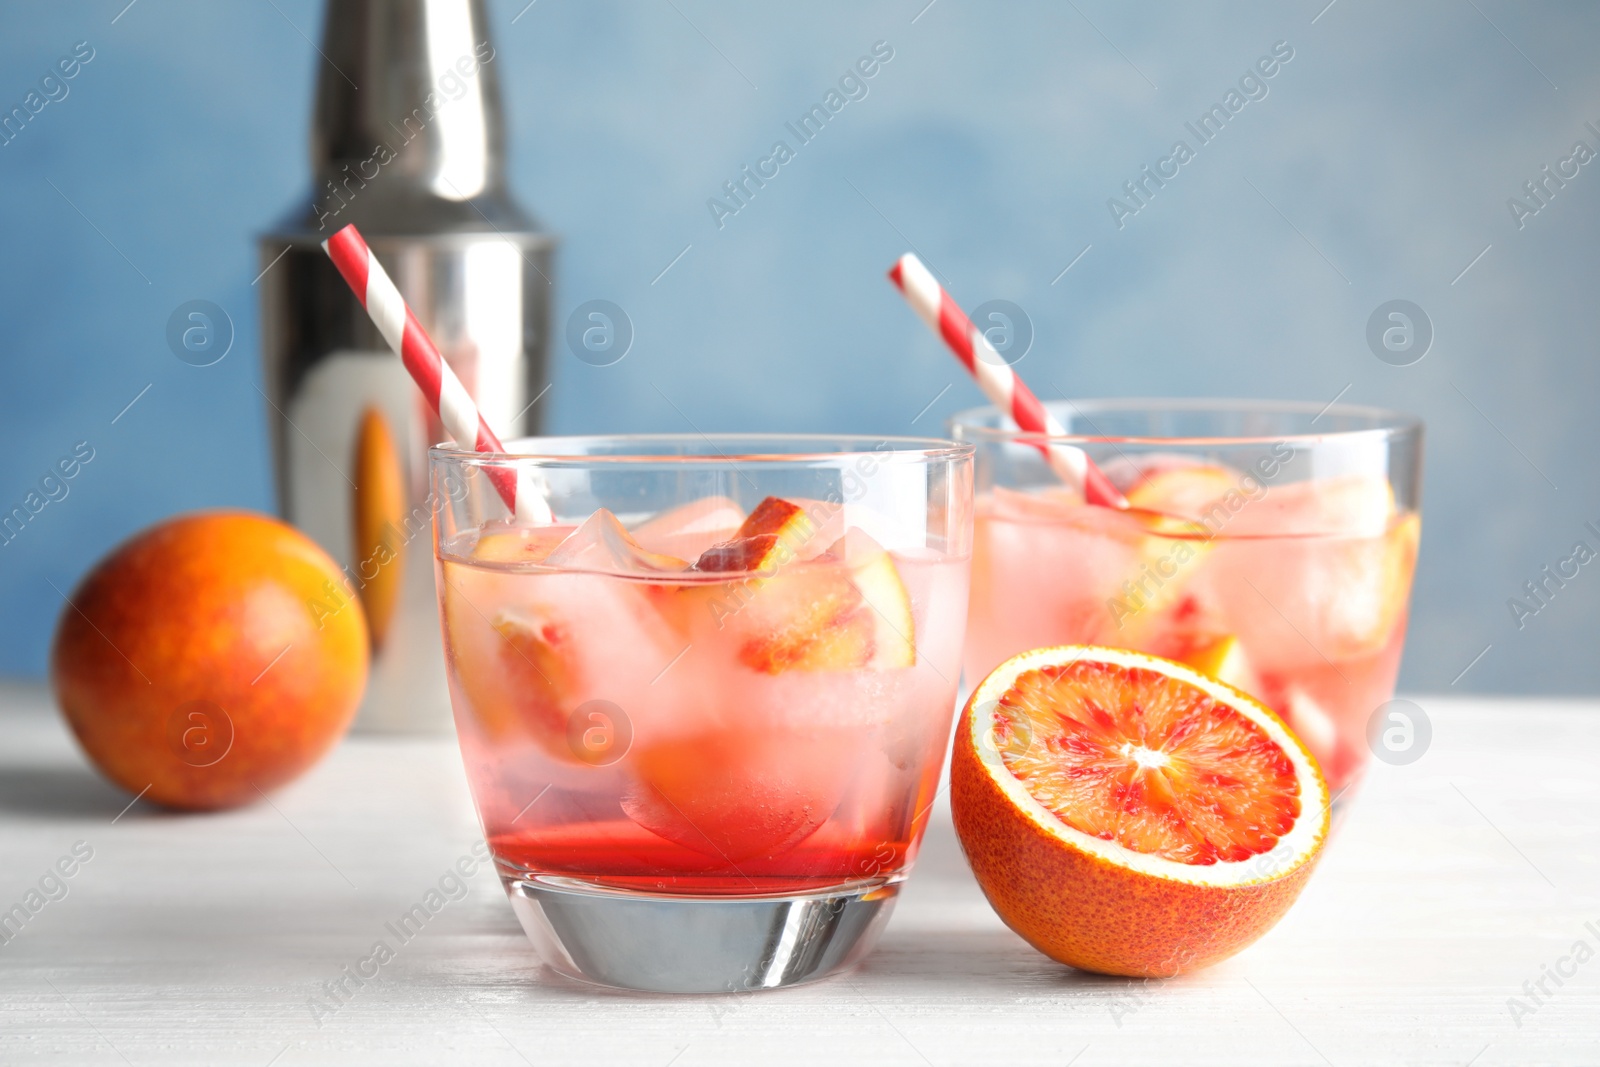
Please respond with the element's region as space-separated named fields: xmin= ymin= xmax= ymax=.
xmin=258 ymin=0 xmax=556 ymax=733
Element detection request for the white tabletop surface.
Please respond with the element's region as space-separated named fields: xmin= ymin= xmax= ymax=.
xmin=1 ymin=681 xmax=1596 ymax=1066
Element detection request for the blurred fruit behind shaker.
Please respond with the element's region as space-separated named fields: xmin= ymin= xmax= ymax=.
xmin=259 ymin=0 xmax=554 ymax=732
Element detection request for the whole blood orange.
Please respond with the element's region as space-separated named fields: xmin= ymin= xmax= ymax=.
xmin=51 ymin=511 xmax=369 ymax=811
xmin=951 ymin=645 xmax=1329 ymax=977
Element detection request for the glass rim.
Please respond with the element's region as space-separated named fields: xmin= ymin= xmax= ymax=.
xmin=949 ymin=397 xmax=1423 ymax=447
xmin=428 ymin=432 xmax=974 ymax=467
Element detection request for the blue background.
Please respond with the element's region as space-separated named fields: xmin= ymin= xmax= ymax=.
xmin=0 ymin=0 xmax=1595 ymax=694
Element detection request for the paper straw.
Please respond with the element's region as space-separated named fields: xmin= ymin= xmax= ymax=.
xmin=322 ymin=224 xmax=552 ymax=525
xmin=887 ymin=253 xmax=1128 ymax=509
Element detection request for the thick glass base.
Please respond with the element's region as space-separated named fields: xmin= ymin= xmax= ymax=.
xmin=503 ymin=873 xmax=900 ymax=993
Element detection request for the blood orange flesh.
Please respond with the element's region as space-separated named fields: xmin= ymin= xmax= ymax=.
xmin=993 ymin=659 xmax=1301 ymax=865
xmin=952 ymin=645 xmax=1329 ymax=976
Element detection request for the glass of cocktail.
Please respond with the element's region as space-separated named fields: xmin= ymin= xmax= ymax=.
xmin=431 ymin=434 xmax=973 ymax=992
xmin=952 ymin=399 xmax=1421 ymax=806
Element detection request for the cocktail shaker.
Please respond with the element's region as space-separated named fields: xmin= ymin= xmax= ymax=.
xmin=259 ymin=0 xmax=555 ymax=733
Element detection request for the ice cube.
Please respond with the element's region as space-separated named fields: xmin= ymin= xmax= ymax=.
xmin=1199 ymin=510 xmax=1418 ymax=671
xmin=621 ymin=725 xmax=849 ymax=862
xmin=985 ymin=485 xmax=1085 ymax=523
xmin=838 ymin=498 xmax=924 ymax=557
xmin=545 ymin=508 xmax=690 ymax=574
xmin=631 ymin=497 xmax=745 ymax=559
xmin=1284 ymin=687 xmax=1338 ymax=774
xmin=1224 ymin=474 xmax=1395 ymax=538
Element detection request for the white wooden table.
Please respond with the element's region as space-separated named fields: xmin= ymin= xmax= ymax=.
xmin=1 ymin=681 xmax=1595 ymax=1066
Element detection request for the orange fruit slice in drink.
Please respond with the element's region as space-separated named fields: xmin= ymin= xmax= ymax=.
xmin=832 ymin=529 xmax=917 ymax=669
xmin=1126 ymin=463 xmax=1241 ymax=523
xmin=442 ymin=518 xmax=683 ymax=753
xmin=730 ymin=565 xmax=864 ymax=672
xmin=725 ymin=528 xmax=915 ymax=673
xmin=470 ymin=524 xmax=574 ymax=566
xmin=687 ymin=498 xmax=915 ymax=673
xmin=694 ymin=496 xmax=819 ymax=573
xmin=440 ymin=526 xmax=575 ymax=745
xmin=951 ymin=645 xmax=1329 ymax=977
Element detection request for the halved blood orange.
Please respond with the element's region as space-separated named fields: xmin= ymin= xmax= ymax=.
xmin=951 ymin=645 xmax=1329 ymax=978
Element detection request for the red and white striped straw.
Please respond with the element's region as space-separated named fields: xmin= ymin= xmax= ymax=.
xmin=887 ymin=253 xmax=1128 ymax=509
xmin=322 ymin=224 xmax=552 ymax=525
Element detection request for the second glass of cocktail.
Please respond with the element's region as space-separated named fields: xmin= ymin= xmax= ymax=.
xmin=432 ymin=434 xmax=973 ymax=992
xmin=953 ymin=400 xmax=1421 ymax=807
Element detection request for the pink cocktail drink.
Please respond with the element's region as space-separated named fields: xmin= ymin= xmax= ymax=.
xmin=441 ymin=513 xmax=967 ymax=894
xmin=955 ymin=401 xmax=1423 ymax=801
xmin=431 ymin=435 xmax=973 ymax=992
